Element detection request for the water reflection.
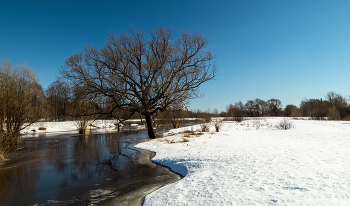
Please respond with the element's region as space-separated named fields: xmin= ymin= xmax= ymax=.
xmin=0 ymin=164 xmax=40 ymax=203
xmin=0 ymin=128 xmax=149 ymax=205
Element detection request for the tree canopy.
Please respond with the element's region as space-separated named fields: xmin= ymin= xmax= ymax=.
xmin=61 ymin=28 xmax=216 ymax=138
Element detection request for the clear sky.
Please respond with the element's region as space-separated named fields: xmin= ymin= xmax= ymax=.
xmin=1 ymin=0 xmax=350 ymax=112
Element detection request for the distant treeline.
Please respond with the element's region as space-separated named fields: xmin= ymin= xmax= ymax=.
xmin=221 ymin=93 xmax=350 ymax=120
xmin=43 ymin=82 xmax=350 ymax=121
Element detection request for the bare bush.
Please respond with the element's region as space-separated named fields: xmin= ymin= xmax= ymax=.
xmin=214 ymin=119 xmax=223 ymax=132
xmin=200 ymin=123 xmax=210 ymax=132
xmin=0 ymin=130 xmax=20 ymax=161
xmin=74 ymin=119 xmax=90 ymax=135
xmin=275 ymin=118 xmax=295 ymax=130
xmin=233 ymin=117 xmax=244 ymax=122
xmin=252 ymin=120 xmax=261 ymax=130
xmin=165 ymin=138 xmax=176 ymax=144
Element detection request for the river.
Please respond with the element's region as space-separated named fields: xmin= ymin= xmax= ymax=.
xmin=0 ymin=128 xmax=181 ymax=206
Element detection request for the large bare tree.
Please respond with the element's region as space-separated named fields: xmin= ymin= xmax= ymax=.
xmin=61 ymin=28 xmax=216 ymax=138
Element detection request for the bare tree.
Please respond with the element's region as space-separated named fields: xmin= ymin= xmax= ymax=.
xmin=245 ymin=100 xmax=255 ymax=117
xmin=327 ymin=106 xmax=340 ymax=120
xmin=267 ymin=99 xmax=282 ymax=116
xmin=61 ymin=28 xmax=216 ymax=138
xmin=0 ymin=61 xmax=44 ymax=160
xmin=234 ymin=101 xmax=245 ymax=112
xmin=226 ymin=104 xmax=234 ymax=117
xmin=284 ymin=104 xmax=297 ymax=117
xmin=299 ymin=98 xmax=331 ymax=118
xmin=325 ymin=92 xmax=348 ymax=108
xmin=253 ymin=98 xmax=266 ymax=117
xmin=226 ymin=101 xmax=245 ymax=119
xmin=290 ymin=106 xmax=302 ymax=117
xmin=45 ymin=80 xmax=72 ymax=121
xmin=165 ymin=100 xmax=186 ymax=129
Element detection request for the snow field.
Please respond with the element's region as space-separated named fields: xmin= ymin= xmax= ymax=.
xmin=136 ymin=118 xmax=350 ymax=205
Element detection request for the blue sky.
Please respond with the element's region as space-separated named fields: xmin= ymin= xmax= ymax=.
xmin=1 ymin=0 xmax=349 ymax=112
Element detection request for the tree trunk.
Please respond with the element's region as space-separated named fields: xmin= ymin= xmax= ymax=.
xmin=117 ymin=123 xmax=121 ymax=132
xmin=145 ymin=114 xmax=158 ymax=139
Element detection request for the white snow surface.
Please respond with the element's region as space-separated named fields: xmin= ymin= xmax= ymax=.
xmin=135 ymin=118 xmax=350 ymax=205
xmin=20 ymin=120 xmax=146 ymax=135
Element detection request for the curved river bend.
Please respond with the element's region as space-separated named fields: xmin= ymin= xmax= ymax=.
xmin=0 ymin=128 xmax=181 ymax=206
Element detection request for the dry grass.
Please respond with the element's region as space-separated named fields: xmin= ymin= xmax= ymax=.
xmin=183 ymin=128 xmax=204 ymax=137
xmin=38 ymin=127 xmax=46 ymax=131
xmin=196 ymin=130 xmax=204 ymax=136
xmin=182 ymin=133 xmax=190 ymax=137
xmin=252 ymin=120 xmax=261 ymax=130
xmin=165 ymin=138 xmax=176 ymax=144
xmin=275 ymin=118 xmax=295 ymax=130
xmin=158 ymin=126 xmax=207 ymax=144
xmin=200 ymin=123 xmax=210 ymax=132
xmin=166 ymin=132 xmax=176 ymax=136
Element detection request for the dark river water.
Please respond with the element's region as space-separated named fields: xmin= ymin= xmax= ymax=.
xmin=0 ymin=128 xmax=181 ymax=206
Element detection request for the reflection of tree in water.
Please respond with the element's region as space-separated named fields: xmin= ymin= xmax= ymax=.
xmin=0 ymin=164 xmax=40 ymax=204
xmin=73 ymin=135 xmax=101 ymax=175
xmin=49 ymin=133 xmax=138 ymax=187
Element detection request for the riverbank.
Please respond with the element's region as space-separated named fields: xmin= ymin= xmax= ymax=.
xmin=20 ymin=120 xmax=146 ymax=135
xmin=136 ymin=118 xmax=350 ymax=205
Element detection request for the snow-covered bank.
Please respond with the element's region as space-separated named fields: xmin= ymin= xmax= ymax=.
xmin=20 ymin=120 xmax=146 ymax=135
xmin=136 ymin=118 xmax=350 ymax=205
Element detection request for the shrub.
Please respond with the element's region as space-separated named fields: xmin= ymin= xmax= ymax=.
xmin=252 ymin=120 xmax=261 ymax=130
xmin=165 ymin=138 xmax=176 ymax=144
xmin=75 ymin=119 xmax=89 ymax=135
xmin=182 ymin=133 xmax=190 ymax=138
xmin=0 ymin=130 xmax=21 ymax=161
xmin=171 ymin=120 xmax=181 ymax=129
xmin=214 ymin=119 xmax=223 ymax=132
xmin=233 ymin=117 xmax=243 ymax=122
xmin=183 ymin=128 xmax=196 ymax=136
xmin=200 ymin=123 xmax=210 ymax=132
xmin=275 ymin=118 xmax=295 ymax=130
